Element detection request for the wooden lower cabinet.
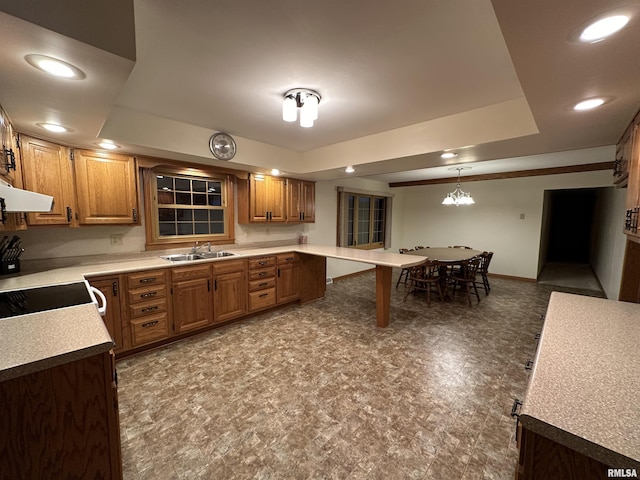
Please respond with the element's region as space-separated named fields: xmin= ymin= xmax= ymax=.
xmin=248 ymin=256 xmax=277 ymax=312
xmin=212 ymin=259 xmax=247 ymax=323
xmin=276 ymin=253 xmax=300 ymax=304
xmin=88 ymin=276 xmax=125 ymax=353
xmin=125 ymin=269 xmax=170 ymax=349
xmin=517 ymin=426 xmax=609 ymax=480
xmin=171 ymin=264 xmax=212 ymax=333
xmin=0 ymin=351 xmax=122 ymax=479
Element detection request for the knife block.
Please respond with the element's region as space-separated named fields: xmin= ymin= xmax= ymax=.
xmin=0 ymin=259 xmax=20 ymax=274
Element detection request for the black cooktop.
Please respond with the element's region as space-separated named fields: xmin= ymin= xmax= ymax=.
xmin=0 ymin=282 xmax=93 ymax=319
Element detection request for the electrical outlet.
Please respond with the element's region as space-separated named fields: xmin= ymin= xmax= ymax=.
xmin=111 ymin=234 xmax=124 ymax=245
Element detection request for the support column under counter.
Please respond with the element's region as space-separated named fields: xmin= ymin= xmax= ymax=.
xmin=517 ymin=292 xmax=640 ymax=479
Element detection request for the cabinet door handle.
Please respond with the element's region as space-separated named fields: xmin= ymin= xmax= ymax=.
xmin=140 ymin=277 xmax=157 ymax=284
xmin=214 ymin=279 xmax=217 ymax=291
xmin=140 ymin=291 xmax=157 ymax=298
xmin=141 ymin=306 xmax=159 ymax=313
xmin=132 ymin=208 xmax=138 ymax=222
xmin=208 ymin=279 xmax=211 ymax=292
xmin=141 ymin=320 xmax=159 ymax=328
xmin=277 ymin=268 xmax=280 ymax=278
xmin=66 ymin=206 xmax=72 ymax=223
xmin=112 ymin=282 xmax=118 ymax=297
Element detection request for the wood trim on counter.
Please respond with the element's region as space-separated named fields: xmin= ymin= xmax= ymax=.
xmin=389 ymin=162 xmax=614 ymax=187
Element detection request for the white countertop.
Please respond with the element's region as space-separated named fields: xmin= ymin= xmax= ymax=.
xmin=520 ymin=292 xmax=640 ymax=468
xmin=0 ymin=244 xmax=422 ymax=382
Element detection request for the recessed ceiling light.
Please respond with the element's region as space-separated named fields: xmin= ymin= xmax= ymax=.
xmin=579 ymin=15 xmax=630 ymax=42
xmin=25 ymin=54 xmax=85 ymax=79
xmin=573 ymin=98 xmax=606 ymax=111
xmin=441 ymin=152 xmax=458 ymax=159
xmin=37 ymin=122 xmax=71 ymax=133
xmin=345 ymin=166 xmax=355 ymax=173
xmin=271 ymin=169 xmax=280 ymax=176
xmin=98 ymin=140 xmax=120 ymax=150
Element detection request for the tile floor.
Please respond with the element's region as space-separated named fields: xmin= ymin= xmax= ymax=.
xmin=117 ymin=271 xmax=593 ymax=479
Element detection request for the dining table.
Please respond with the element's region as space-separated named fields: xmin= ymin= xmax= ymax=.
xmin=405 ymin=247 xmax=484 ymax=299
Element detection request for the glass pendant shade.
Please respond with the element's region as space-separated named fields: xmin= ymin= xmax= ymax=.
xmin=282 ymin=96 xmax=297 ymax=122
xmin=442 ymin=168 xmax=475 ymax=206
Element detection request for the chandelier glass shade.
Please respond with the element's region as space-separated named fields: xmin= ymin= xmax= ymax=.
xmin=442 ymin=167 xmax=475 ymax=206
xmin=282 ymin=88 xmax=321 ymax=127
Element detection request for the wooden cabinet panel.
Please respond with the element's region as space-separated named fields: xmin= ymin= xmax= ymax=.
xmin=277 ymin=253 xmax=300 ymax=304
xmin=126 ymin=269 xmax=167 ymax=289
xmin=74 ymin=150 xmax=138 ymax=225
xmin=213 ymin=270 xmax=247 ymax=323
xmin=130 ymin=312 xmax=170 ymax=347
xmin=248 ymin=256 xmax=276 ymax=269
xmin=129 ymin=296 xmax=167 ymax=319
xmin=19 ymin=135 xmax=76 ymax=226
xmin=89 ymin=277 xmax=125 ymax=353
xmin=248 ymin=277 xmax=276 ymax=292
xmin=0 ymin=352 xmax=122 ymax=479
xmin=239 ymin=174 xmax=286 ymax=223
xmin=171 ymin=263 xmax=211 ymax=281
xmin=286 ymin=178 xmax=315 ymax=222
xmin=249 ymin=288 xmax=276 ymax=311
xmin=172 ymin=276 xmax=212 ymax=333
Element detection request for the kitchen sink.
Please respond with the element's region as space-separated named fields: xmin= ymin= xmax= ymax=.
xmin=160 ymin=251 xmax=236 ymax=262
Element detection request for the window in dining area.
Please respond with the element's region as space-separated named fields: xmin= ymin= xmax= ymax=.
xmin=337 ymin=187 xmax=393 ymax=249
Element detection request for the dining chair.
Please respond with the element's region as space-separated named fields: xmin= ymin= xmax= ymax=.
xmin=403 ymin=259 xmax=443 ymax=306
xmin=449 ymin=255 xmax=481 ymax=306
xmin=475 ymin=251 xmax=494 ymax=295
xmin=395 ymin=248 xmax=413 ymax=288
xmin=414 ymin=245 xmax=427 ymax=250
xmin=450 ymin=245 xmax=473 ymax=249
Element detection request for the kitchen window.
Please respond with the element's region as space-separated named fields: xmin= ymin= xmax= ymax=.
xmin=337 ymin=188 xmax=393 ymax=249
xmin=143 ymin=168 xmax=234 ymax=248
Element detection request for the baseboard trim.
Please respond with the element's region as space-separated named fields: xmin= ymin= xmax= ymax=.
xmin=488 ymin=272 xmax=536 ymax=283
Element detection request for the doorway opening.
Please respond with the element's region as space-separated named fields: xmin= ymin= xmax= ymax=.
xmin=537 ymin=188 xmax=604 ymax=295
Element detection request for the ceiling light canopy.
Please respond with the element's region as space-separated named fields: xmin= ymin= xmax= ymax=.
xmin=441 ymin=152 xmax=458 ymax=159
xmin=25 ymin=54 xmax=85 ymax=79
xmin=442 ymin=167 xmax=475 ymax=206
xmin=283 ymin=88 xmax=321 ymax=128
xmin=345 ymin=166 xmax=355 ymax=173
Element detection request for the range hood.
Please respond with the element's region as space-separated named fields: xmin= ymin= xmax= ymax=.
xmin=0 ymin=180 xmax=53 ymax=212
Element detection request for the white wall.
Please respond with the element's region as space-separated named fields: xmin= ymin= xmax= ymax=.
xmin=591 ymin=187 xmax=627 ymax=299
xmin=395 ymin=170 xmax=617 ymax=280
xmin=307 ymin=177 xmax=402 ymax=279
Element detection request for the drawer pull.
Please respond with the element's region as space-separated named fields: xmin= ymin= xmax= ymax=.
xmin=258 ymin=261 xmax=267 ymax=266
xmin=259 ymin=293 xmax=268 ymax=298
xmin=141 ymin=306 xmax=159 ymax=313
xmin=285 ymin=257 xmax=294 ymax=261
xmin=140 ymin=277 xmax=157 ymax=284
xmin=142 ymin=320 xmax=159 ymax=328
xmin=258 ymin=282 xmax=268 ymax=287
xmin=141 ymin=291 xmax=158 ymax=298
xmin=258 ymin=272 xmax=268 ymax=277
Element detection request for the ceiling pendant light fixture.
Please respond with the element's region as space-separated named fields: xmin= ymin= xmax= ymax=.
xmin=282 ymin=88 xmax=321 ymax=128
xmin=442 ymin=167 xmax=475 ymax=206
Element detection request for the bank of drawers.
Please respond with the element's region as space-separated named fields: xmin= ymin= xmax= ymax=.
xmin=248 ymin=256 xmax=276 ymax=311
xmin=126 ymin=269 xmax=169 ymax=347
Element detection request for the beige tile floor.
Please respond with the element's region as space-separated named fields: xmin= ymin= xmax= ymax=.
xmin=117 ymin=271 xmax=592 ymax=479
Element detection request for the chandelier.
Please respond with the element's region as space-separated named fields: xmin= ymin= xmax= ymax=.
xmin=442 ymin=167 xmax=475 ymax=206
xmin=282 ymin=88 xmax=321 ymax=128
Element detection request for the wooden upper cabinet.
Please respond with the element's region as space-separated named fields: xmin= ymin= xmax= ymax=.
xmin=74 ymin=150 xmax=138 ymax=225
xmin=239 ymin=174 xmax=286 ymax=223
xmin=286 ymin=178 xmax=315 ymax=223
xmin=19 ymin=135 xmax=76 ymax=226
xmin=238 ymin=174 xmax=314 ymax=224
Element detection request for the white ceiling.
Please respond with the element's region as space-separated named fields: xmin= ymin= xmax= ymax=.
xmin=0 ymin=0 xmax=638 ymax=183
